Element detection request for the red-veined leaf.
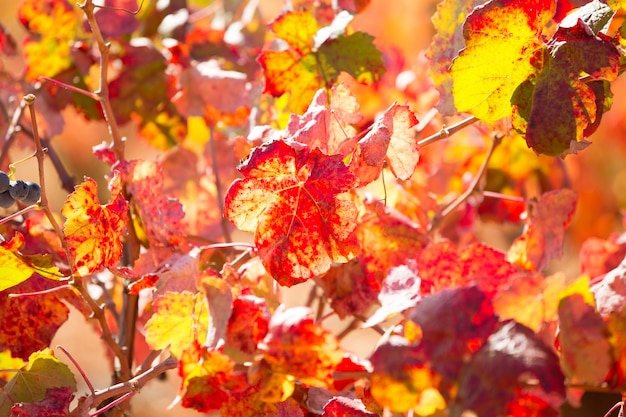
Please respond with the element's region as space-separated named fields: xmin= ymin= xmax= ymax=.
xmin=61 ymin=176 xmax=128 ymax=276
xmin=224 ymin=140 xmax=359 ymax=286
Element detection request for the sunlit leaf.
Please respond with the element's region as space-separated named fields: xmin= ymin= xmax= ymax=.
xmin=178 ymin=343 xmax=242 ymax=413
xmin=558 ymin=292 xmax=612 ymax=385
xmin=224 ymin=140 xmax=359 ymax=286
xmin=0 ymin=349 xmax=76 ymax=417
xmin=323 ymin=397 xmax=378 ymax=417
xmin=258 ymin=306 xmax=344 ymax=387
xmin=580 ymin=235 xmax=626 ymax=278
xmin=493 ymin=272 xmax=565 ymax=332
xmin=507 ymin=189 xmax=577 ymax=271
xmin=369 ymin=337 xmax=445 ymax=413
xmin=450 ymin=0 xmax=554 ymax=122
xmin=144 ymin=291 xmax=209 ymax=358
xmin=18 ymin=0 xmax=78 ymax=81
xmin=258 ymin=10 xmax=385 ymax=113
xmin=61 ymin=176 xmax=128 ymax=277
xmin=427 ymin=0 xmax=484 ymax=115
xmin=0 ymin=276 xmax=70 ymax=361
xmin=226 ymin=295 xmax=270 ymax=355
xmin=119 ymin=159 xmax=185 ymax=247
xmin=363 ymin=264 xmax=421 ymax=327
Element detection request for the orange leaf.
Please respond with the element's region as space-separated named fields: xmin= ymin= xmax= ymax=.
xmin=507 ymin=189 xmax=577 ymax=271
xmin=259 ymin=306 xmax=344 ymax=387
xmin=61 ymin=176 xmax=128 ymax=276
xmin=224 ymin=140 xmax=359 ymax=286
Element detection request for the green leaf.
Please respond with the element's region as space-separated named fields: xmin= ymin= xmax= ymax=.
xmin=450 ymin=0 xmax=554 ymax=122
xmin=0 ymin=349 xmax=76 ymax=416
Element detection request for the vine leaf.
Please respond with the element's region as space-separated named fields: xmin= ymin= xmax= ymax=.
xmin=144 ymin=291 xmax=209 ymax=359
xmin=369 ymin=337 xmax=446 ymax=413
xmin=285 ymin=83 xmax=362 ymax=156
xmin=492 ymin=272 xmax=565 ymax=332
xmin=0 ymin=349 xmax=76 ymax=417
xmin=90 ymin=0 xmax=140 ymax=39
xmin=224 ymin=140 xmax=359 ymax=286
xmin=591 ymin=259 xmax=626 ymax=387
xmin=226 ymin=295 xmax=270 ymax=355
xmin=450 ymin=0 xmax=554 ymax=122
xmin=9 ymin=386 xmax=74 ymax=417
xmin=177 ymin=343 xmax=243 ymax=413
xmin=455 ymin=321 xmax=565 ymax=417
xmin=427 ymin=0 xmax=484 ymax=115
xmin=558 ymin=289 xmax=612 ymax=385
xmin=351 ymin=104 xmax=419 ymax=183
xmin=507 ymin=189 xmax=577 ymax=272
xmin=0 ymin=276 xmax=70 ymax=360
xmin=417 ymin=240 xmax=517 ymax=295
xmin=18 ymin=0 xmax=78 ymax=81
xmin=408 ymin=286 xmax=498 ymax=381
xmin=61 ymin=176 xmax=128 ymax=277
xmin=364 ymin=264 xmax=422 ymax=328
xmin=119 ymin=160 xmax=186 ymax=247
xmin=171 ymin=61 xmax=250 ymax=126
xmin=323 ymin=397 xmax=378 ymax=417
xmin=258 ymin=306 xmax=344 ymax=388
xmin=258 ymin=10 xmax=385 ymax=113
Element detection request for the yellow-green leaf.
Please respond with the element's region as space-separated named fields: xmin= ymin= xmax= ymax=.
xmin=450 ymin=0 xmax=554 ymax=122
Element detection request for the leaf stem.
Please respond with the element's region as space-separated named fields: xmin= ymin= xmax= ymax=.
xmin=57 ymin=345 xmax=95 ymax=395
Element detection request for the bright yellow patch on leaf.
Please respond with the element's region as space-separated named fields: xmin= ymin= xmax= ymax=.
xmin=451 ymin=0 xmax=554 ymax=122
xmin=144 ymin=291 xmax=209 ymax=358
xmin=370 ymin=367 xmax=444 ymax=413
xmin=62 ymin=176 xmax=128 ymax=276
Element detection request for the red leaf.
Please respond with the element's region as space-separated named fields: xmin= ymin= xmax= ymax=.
xmin=507 ymin=189 xmax=577 ymax=271
xmin=417 ymin=240 xmax=517 ymax=294
xmin=580 ymin=235 xmax=626 ymax=278
xmin=226 ymin=295 xmax=270 ymax=355
xmin=10 ymin=386 xmax=73 ymax=417
xmin=88 ymin=0 xmax=140 ymax=39
xmin=323 ymin=397 xmax=378 ymax=417
xmin=120 ymin=160 xmax=185 ymax=246
xmin=259 ymin=306 xmax=344 ymax=387
xmin=457 ymin=321 xmax=565 ymax=417
xmin=224 ymin=140 xmax=359 ymax=286
xmin=0 ymin=276 xmax=70 ymax=360
xmin=285 ymin=84 xmax=362 ymax=156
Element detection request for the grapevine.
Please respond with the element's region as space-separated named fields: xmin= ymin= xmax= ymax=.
xmin=0 ymin=0 xmax=625 ymax=417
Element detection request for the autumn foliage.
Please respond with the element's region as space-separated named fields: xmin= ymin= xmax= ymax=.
xmin=2 ymin=0 xmax=626 ymax=416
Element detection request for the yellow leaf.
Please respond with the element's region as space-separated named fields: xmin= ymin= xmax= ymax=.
xmin=144 ymin=291 xmax=209 ymax=358
xmin=450 ymin=0 xmax=554 ymax=122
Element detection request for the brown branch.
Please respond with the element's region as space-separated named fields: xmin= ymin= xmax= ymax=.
xmin=432 ymin=133 xmax=502 ymax=230
xmin=72 ymin=356 xmax=178 ymax=417
xmin=78 ymin=0 xmax=125 ymax=162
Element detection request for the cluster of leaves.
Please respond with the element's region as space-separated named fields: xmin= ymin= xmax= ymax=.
xmin=1 ymin=0 xmax=626 ymax=417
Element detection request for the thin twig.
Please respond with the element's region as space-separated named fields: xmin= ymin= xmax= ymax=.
xmin=0 ymin=99 xmax=27 ymax=167
xmin=0 ymin=204 xmax=39 ymax=225
xmin=57 ymin=345 xmax=95 ymax=395
xmin=209 ymin=129 xmax=232 ymax=242
xmin=435 ymin=133 xmax=502 ymax=225
xmin=38 ymin=76 xmax=100 ymax=101
xmin=74 ymin=356 xmax=178 ymax=417
xmin=417 ymin=115 xmax=478 ymax=148
xmin=78 ymin=0 xmax=125 ymax=162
